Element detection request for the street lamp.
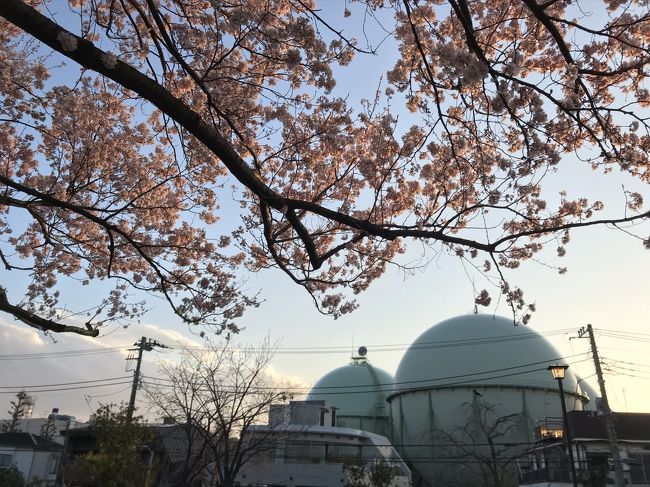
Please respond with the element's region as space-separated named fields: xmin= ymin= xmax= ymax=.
xmin=548 ymin=365 xmax=578 ymax=487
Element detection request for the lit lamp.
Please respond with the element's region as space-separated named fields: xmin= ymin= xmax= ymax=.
xmin=548 ymin=364 xmax=578 ymax=487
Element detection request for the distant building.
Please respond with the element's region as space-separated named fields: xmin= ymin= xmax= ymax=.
xmin=6 ymin=409 xmax=85 ymax=445
xmin=237 ymin=400 xmax=411 ymax=487
xmin=519 ymin=410 xmax=650 ymax=486
xmin=0 ymin=432 xmax=62 ymax=486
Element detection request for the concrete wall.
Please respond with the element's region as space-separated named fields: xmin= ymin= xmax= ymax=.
xmin=27 ymin=451 xmax=59 ymax=485
xmin=0 ymin=447 xmax=34 ymax=478
xmin=0 ymin=447 xmax=59 ymax=485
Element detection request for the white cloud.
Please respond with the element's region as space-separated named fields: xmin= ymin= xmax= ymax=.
xmin=0 ymin=319 xmax=46 ymax=348
xmin=0 ymin=319 xmax=203 ymax=421
xmin=140 ymin=323 xmax=202 ymax=348
xmin=264 ymin=364 xmax=310 ymax=393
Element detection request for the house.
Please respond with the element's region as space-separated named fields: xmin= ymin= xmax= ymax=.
xmin=236 ymin=400 xmax=412 ymax=487
xmin=0 ymin=432 xmax=62 ymax=486
xmin=62 ymin=421 xmax=212 ymax=487
xmin=149 ymin=422 xmax=212 ymax=487
xmin=519 ymin=410 xmax=650 ymax=486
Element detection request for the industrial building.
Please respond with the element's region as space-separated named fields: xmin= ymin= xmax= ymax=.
xmin=306 ymin=313 xmax=593 ymax=486
xmin=306 ymin=355 xmax=393 ymax=438
xmin=236 ymin=400 xmax=412 ymax=486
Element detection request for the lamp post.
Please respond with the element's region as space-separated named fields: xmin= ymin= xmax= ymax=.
xmin=548 ymin=364 xmax=578 ymax=487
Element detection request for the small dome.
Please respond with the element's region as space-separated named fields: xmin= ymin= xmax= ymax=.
xmin=393 ymin=314 xmax=579 ymax=393
xmin=307 ymin=359 xmax=393 ymax=417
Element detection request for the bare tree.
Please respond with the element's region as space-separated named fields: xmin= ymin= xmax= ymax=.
xmin=39 ymin=414 xmax=57 ymax=439
xmin=432 ymin=399 xmax=525 ymax=487
xmin=143 ymin=337 xmax=295 ymax=487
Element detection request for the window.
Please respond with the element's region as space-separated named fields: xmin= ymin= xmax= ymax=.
xmin=285 ymin=440 xmax=326 ymax=464
xmin=326 ymin=444 xmax=361 ymax=463
xmin=49 ymin=454 xmax=60 ymax=474
xmin=629 ymin=453 xmax=650 ymax=484
xmin=0 ymin=453 xmax=12 ymax=468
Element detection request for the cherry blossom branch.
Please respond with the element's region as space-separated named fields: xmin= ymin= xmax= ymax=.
xmin=0 ymin=286 xmax=99 ymax=336
xmin=3 ymin=0 xmax=648 ymax=249
xmin=289 ymin=0 xmax=377 ymax=55
xmin=2 ymin=0 xmax=649 ymax=326
xmin=0 ymin=174 xmax=228 ymax=327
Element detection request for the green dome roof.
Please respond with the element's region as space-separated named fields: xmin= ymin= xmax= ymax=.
xmin=393 ymin=314 xmax=579 ymax=393
xmin=307 ymin=360 xmax=393 ymax=417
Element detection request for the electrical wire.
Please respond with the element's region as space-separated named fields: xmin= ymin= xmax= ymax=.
xmin=0 ymin=346 xmax=128 ymax=360
xmin=85 ymin=384 xmax=133 ymax=400
xmin=597 ymin=345 xmax=649 ymax=354
xmin=147 ymin=327 xmax=582 ymax=357
xmin=596 ymin=329 xmax=650 ymax=338
xmin=200 ymin=328 xmax=580 ymax=355
xmin=606 ymin=359 xmax=650 ymax=370
xmin=141 ymin=354 xmax=593 ymax=395
xmin=0 ymin=380 xmax=133 ymax=394
xmin=0 ymin=327 xmax=580 ymax=360
xmin=595 ymin=331 xmax=650 ymax=343
xmin=0 ymin=375 xmax=131 ymax=389
xmin=0 ymin=327 xmax=645 ymax=362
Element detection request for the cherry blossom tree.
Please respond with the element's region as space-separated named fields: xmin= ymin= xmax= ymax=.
xmin=0 ymin=0 xmax=648 ymax=336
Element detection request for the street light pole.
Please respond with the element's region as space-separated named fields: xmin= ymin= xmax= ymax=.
xmin=548 ymin=365 xmax=579 ymax=487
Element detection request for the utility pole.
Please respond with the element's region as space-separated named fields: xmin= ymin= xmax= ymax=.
xmin=126 ymin=336 xmax=169 ymax=422
xmin=578 ymin=324 xmax=625 ymax=487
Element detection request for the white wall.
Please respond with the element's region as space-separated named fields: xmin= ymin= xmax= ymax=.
xmin=0 ymin=447 xmax=34 ymax=479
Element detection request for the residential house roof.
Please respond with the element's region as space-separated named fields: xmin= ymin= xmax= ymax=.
xmin=568 ymin=410 xmax=650 ymax=442
xmin=151 ymin=424 xmax=208 ymax=464
xmin=0 ymin=432 xmax=62 ymax=451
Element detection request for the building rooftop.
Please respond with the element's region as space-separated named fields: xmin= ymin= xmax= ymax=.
xmin=0 ymin=432 xmax=62 ymax=451
xmin=392 ymin=314 xmax=581 ymax=393
xmin=307 ymin=359 xmax=393 ymax=417
xmin=568 ymin=410 xmax=650 ymax=442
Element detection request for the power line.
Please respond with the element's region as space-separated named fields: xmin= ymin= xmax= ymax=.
xmin=597 ymin=329 xmax=650 ymax=338
xmin=596 ymin=331 xmax=650 ymax=343
xmin=0 ymin=380 xmax=133 ymax=394
xmin=0 ymin=347 xmax=128 ymax=360
xmin=201 ymin=328 xmax=580 ymax=354
xmin=6 ymin=326 xmax=646 ymax=361
xmin=0 ymin=327 xmax=580 ymax=361
xmin=0 ymin=375 xmax=132 ymax=389
xmin=141 ymin=354 xmax=593 ymax=395
xmin=607 ymin=358 xmax=650 ymax=369
xmin=142 ymin=353 xmax=590 ymax=390
xmin=597 ymin=346 xmax=649 ymax=354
